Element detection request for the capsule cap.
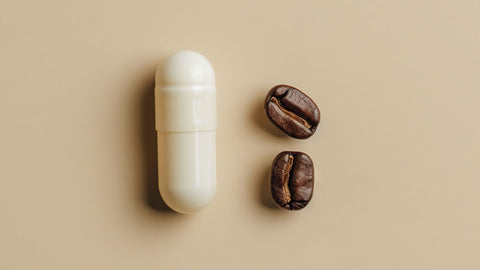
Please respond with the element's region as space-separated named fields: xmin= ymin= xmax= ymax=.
xmin=155 ymin=51 xmax=216 ymax=132
xmin=156 ymin=50 xmax=215 ymax=88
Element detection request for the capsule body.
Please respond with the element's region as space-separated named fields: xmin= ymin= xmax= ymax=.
xmin=155 ymin=51 xmax=216 ymax=214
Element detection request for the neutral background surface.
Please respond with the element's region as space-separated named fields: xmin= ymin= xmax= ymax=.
xmin=1 ymin=0 xmax=479 ymax=269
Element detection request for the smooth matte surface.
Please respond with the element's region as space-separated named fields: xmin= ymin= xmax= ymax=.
xmin=1 ymin=1 xmax=479 ymax=269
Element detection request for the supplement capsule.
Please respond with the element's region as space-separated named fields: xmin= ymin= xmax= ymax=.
xmin=155 ymin=51 xmax=216 ymax=214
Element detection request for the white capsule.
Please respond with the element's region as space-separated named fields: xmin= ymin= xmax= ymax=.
xmin=155 ymin=51 xmax=216 ymax=214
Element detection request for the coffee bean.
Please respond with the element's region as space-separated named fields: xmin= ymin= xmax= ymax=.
xmin=264 ymin=85 xmax=320 ymax=139
xmin=270 ymin=151 xmax=314 ymax=210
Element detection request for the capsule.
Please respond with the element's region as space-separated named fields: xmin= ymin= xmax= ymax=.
xmin=155 ymin=51 xmax=216 ymax=214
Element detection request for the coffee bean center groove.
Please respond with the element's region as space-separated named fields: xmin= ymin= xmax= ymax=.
xmin=270 ymin=96 xmax=312 ymax=129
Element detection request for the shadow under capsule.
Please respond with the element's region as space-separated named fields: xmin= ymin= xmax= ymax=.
xmin=138 ymin=74 xmax=172 ymax=212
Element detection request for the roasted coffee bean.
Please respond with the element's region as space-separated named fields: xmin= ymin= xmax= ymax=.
xmin=270 ymin=151 xmax=314 ymax=210
xmin=264 ymin=85 xmax=320 ymax=139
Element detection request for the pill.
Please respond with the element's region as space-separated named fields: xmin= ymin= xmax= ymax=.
xmin=155 ymin=51 xmax=216 ymax=214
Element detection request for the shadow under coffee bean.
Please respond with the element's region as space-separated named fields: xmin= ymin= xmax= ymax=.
xmin=270 ymin=151 xmax=314 ymax=210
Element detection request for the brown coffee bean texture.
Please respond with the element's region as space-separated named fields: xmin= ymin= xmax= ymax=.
xmin=270 ymin=151 xmax=314 ymax=210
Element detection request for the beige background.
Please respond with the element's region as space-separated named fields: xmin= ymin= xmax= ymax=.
xmin=1 ymin=0 xmax=479 ymax=269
